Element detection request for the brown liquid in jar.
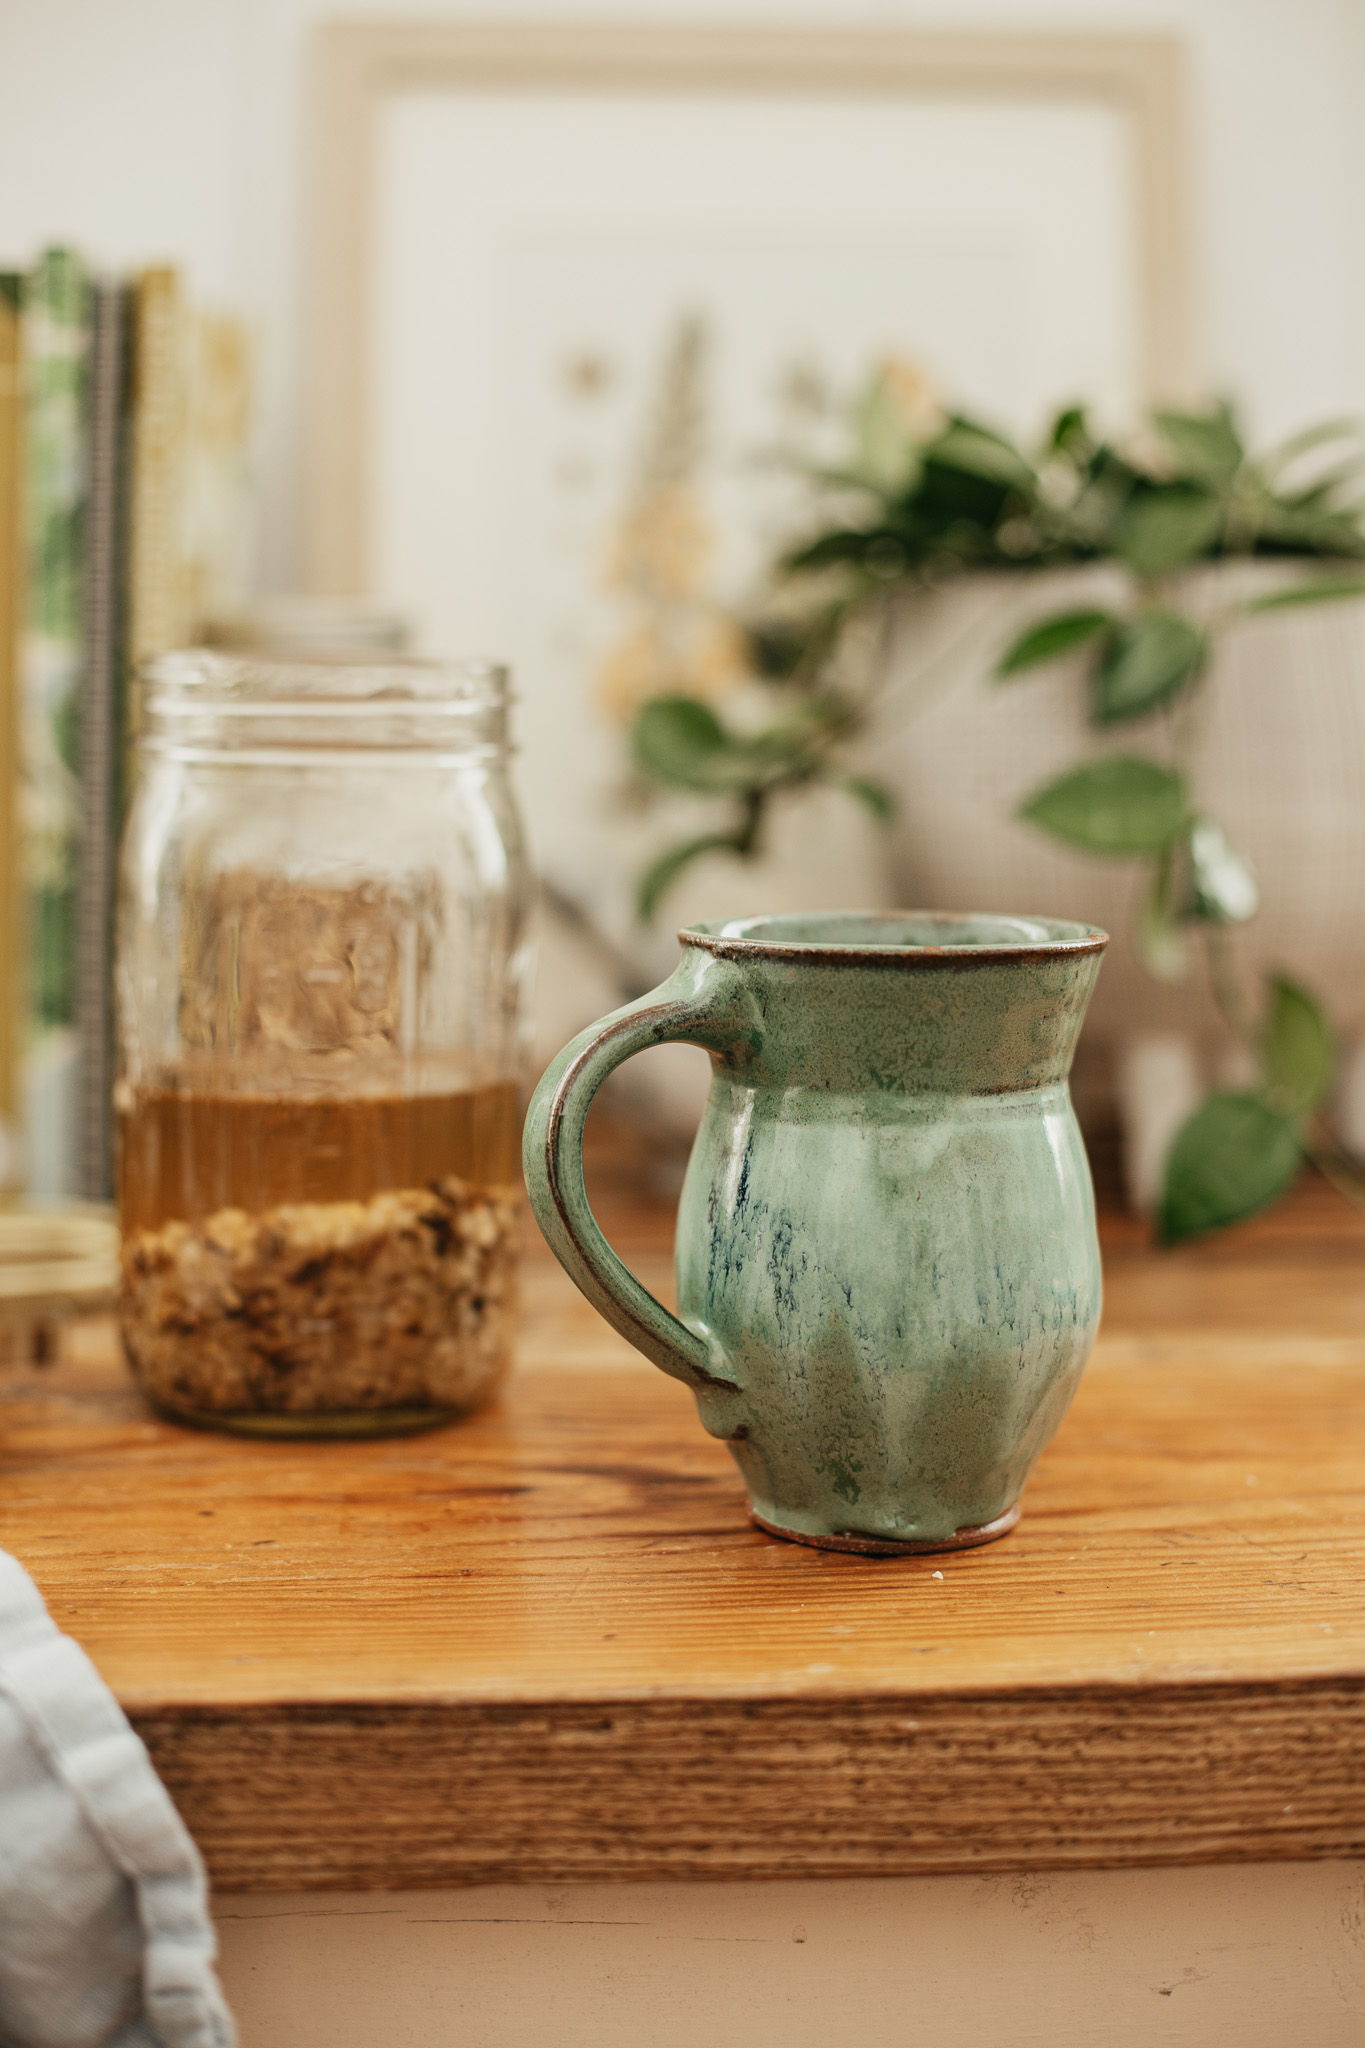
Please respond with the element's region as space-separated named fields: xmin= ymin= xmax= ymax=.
xmin=117 ymin=1079 xmax=522 ymax=1433
xmin=118 ymin=1080 xmax=520 ymax=1234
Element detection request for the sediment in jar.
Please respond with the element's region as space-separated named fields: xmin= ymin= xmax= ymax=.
xmin=117 ymin=1081 xmax=521 ymax=1418
xmin=120 ymin=1175 xmax=518 ymax=1417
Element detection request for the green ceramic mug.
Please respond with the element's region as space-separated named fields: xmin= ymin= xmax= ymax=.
xmin=524 ymin=912 xmax=1107 ymax=1554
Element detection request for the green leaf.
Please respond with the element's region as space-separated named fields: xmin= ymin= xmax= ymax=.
xmin=1186 ymin=819 xmax=1259 ymax=923
xmin=1046 ymin=405 xmax=1092 ymax=456
xmin=632 ymin=698 xmax=796 ymax=795
xmin=996 ymin=609 xmax=1113 ymax=677
xmin=1244 ymin=575 xmax=1365 ymax=612
xmin=1271 ymin=457 xmax=1365 ymax=513
xmin=745 ymin=617 xmax=819 ymax=679
xmin=1259 ymin=416 xmax=1363 ymax=479
xmin=782 ymin=527 xmax=884 ymax=574
xmin=1117 ymin=488 xmax=1224 ymax=578
xmin=1092 ymin=612 xmax=1207 ymax=724
xmin=1159 ymin=1092 xmax=1301 ymax=1242
xmin=1262 ymin=975 xmax=1334 ymax=1116
xmin=1254 ymin=501 xmax=1365 ymax=556
xmin=839 ymin=774 xmax=895 ymax=822
xmin=636 ymin=833 xmax=742 ymax=921
xmin=1155 ymin=403 xmax=1244 ymax=484
xmin=1019 ymin=757 xmax=1187 ymax=856
xmin=633 ymin=695 xmax=837 ymax=805
xmin=928 ymin=421 xmax=1035 ymax=490
xmin=633 ymin=698 xmax=728 ymax=791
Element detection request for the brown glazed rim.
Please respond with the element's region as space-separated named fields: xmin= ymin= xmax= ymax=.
xmin=680 ymin=911 xmax=1108 ymax=969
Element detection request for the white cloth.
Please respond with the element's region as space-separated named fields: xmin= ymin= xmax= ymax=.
xmin=0 ymin=1552 xmax=235 ymax=2048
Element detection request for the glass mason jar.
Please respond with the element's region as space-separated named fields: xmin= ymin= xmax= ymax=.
xmin=116 ymin=652 xmax=531 ymax=1436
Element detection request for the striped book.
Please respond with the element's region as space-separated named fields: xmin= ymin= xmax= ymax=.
xmin=0 ymin=276 xmax=21 ymax=1189
xmin=19 ymin=248 xmax=90 ymax=1200
xmin=78 ymin=279 xmax=129 ymax=1201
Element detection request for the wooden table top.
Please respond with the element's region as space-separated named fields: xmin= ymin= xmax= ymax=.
xmin=2 ymin=1130 xmax=1364 ymax=1889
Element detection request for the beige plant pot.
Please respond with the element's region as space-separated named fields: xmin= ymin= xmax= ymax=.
xmin=866 ymin=564 xmax=1365 ymax=1200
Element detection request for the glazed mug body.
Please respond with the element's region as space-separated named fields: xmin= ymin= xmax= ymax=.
xmin=524 ymin=912 xmax=1106 ymax=1553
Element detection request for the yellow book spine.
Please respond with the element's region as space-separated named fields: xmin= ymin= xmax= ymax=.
xmin=127 ymin=266 xmax=190 ymax=736
xmin=0 ymin=279 xmax=22 ymax=1135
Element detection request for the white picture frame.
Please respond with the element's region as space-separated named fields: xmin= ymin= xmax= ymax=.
xmin=304 ymin=22 xmax=1191 ymax=592
xmin=302 ymin=23 xmax=1193 ymax=1029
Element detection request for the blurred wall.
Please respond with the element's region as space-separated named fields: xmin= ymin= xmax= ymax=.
xmin=1 ymin=0 xmax=1363 ymax=597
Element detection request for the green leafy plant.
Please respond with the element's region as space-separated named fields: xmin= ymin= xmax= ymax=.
xmin=628 ymin=370 xmax=1365 ymax=1238
xmin=631 ymin=691 xmax=869 ymax=919
xmin=1155 ymin=970 xmax=1358 ymax=1239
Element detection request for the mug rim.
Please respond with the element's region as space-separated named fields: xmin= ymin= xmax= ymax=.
xmin=679 ymin=910 xmax=1109 ymax=966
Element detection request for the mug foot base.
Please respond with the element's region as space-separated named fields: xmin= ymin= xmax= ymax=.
xmin=750 ymin=1501 xmax=1021 ymax=1556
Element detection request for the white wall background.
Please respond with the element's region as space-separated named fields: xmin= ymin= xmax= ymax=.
xmin=1 ymin=0 xmax=1363 ymax=600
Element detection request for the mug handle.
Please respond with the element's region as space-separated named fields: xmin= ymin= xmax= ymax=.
xmin=523 ymin=961 xmax=750 ymax=1402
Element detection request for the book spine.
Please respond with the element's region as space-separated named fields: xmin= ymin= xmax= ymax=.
xmin=20 ymin=247 xmax=90 ymax=1200
xmin=182 ymin=307 xmax=255 ymax=635
xmin=78 ymin=279 xmax=127 ymax=1203
xmin=0 ymin=276 xmax=21 ymax=1188
xmin=126 ymin=266 xmax=188 ymax=749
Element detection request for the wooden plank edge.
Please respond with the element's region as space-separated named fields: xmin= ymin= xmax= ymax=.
xmin=136 ymin=1677 xmax=1365 ymax=1891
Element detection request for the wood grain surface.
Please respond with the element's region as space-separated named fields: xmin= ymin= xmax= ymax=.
xmin=2 ymin=1133 xmax=1364 ymax=1889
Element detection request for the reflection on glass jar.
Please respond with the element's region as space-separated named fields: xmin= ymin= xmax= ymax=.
xmin=116 ymin=652 xmax=532 ymax=1436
